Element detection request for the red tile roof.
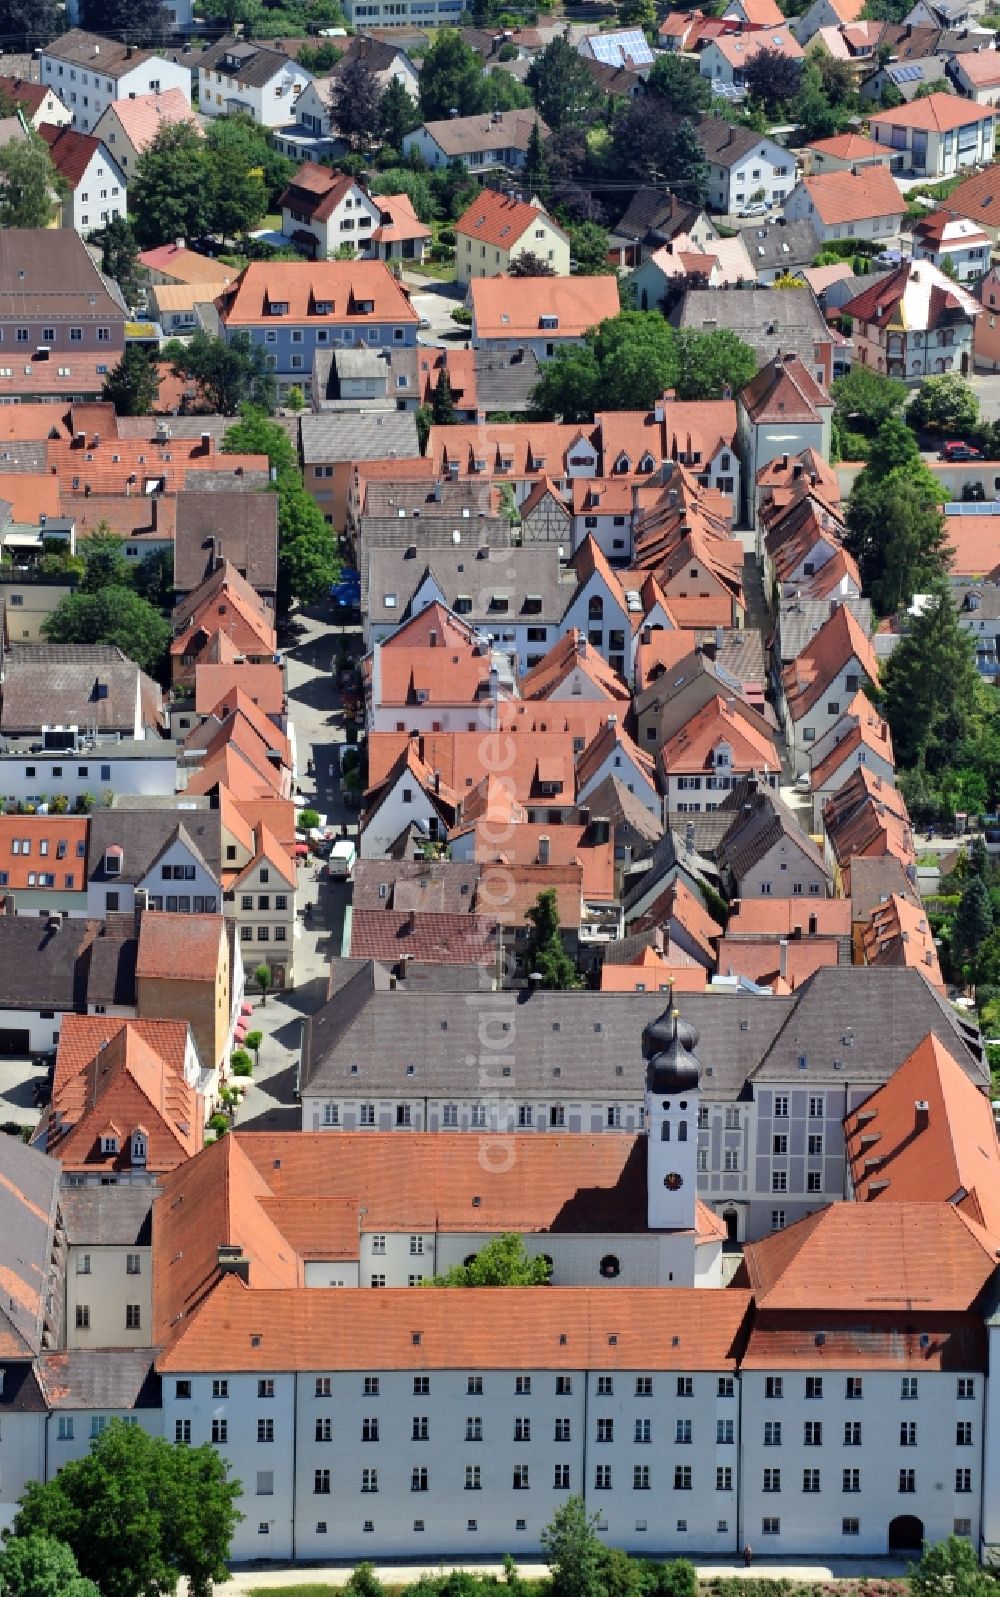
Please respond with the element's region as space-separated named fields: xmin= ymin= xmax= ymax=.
xmin=218 ymin=260 xmax=419 ymax=329
xmin=470 ymin=274 xmax=619 ymax=342
xmin=38 ymin=122 xmax=108 ymax=188
xmin=659 ymin=693 xmax=779 ymax=775
xmin=0 ymin=816 xmax=88 ymax=892
xmin=797 ymin=165 xmax=905 ymax=227
xmin=195 ymin=664 xmax=285 ymax=718
xmin=870 ymin=91 xmax=995 ymax=134
xmin=861 ymin=891 xmax=945 ymax=993
xmin=726 ymin=897 xmax=851 ymax=936
xmin=455 ymin=189 xmax=557 ymax=250
xmin=600 ymin=948 xmax=708 ymax=992
xmin=741 ymin=352 xmax=833 ymax=423
xmin=716 ymin=935 xmax=839 ymax=991
xmin=349 ymin=908 xmax=498 ymax=964
xmin=135 ymin=911 xmax=225 ymax=983
xmin=782 ymin=603 xmax=879 ymax=720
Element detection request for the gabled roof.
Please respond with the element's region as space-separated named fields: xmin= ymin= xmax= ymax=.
xmin=349 ymin=909 xmax=498 ymax=965
xmin=416 ymin=108 xmax=546 ymax=159
xmin=135 ymin=911 xmax=225 ymax=982
xmin=839 ymin=258 xmax=979 ymax=332
xmin=718 ymin=778 xmax=831 ymax=885
xmin=42 ymin=28 xmax=165 ymax=74
xmin=716 ymin=934 xmax=839 ymax=991
xmin=797 ymin=164 xmax=906 ymax=226
xmin=38 ymin=122 xmax=117 ymax=188
xmin=846 ymin=1033 xmax=1000 ymax=1230
xmin=781 ymin=602 xmax=879 ymax=720
xmin=660 ymin=694 xmax=779 ymax=774
xmin=740 ymin=351 xmax=833 ymax=426
xmin=137 ymin=242 xmax=233 ymax=286
xmin=228 ymin=822 xmax=296 ymax=892
xmin=861 ymin=891 xmax=945 ymax=993
xmin=218 ymin=259 xmax=418 ymax=329
xmin=519 ymin=629 xmax=629 ymax=702
xmin=98 ymin=88 xmax=201 ymax=153
xmin=575 ymin=716 xmax=658 ymax=794
xmin=822 ymin=766 xmax=916 ymax=879
xmin=198 ymin=33 xmax=309 ymax=86
xmin=707 ymin=25 xmax=803 ymax=64
xmin=455 ymin=188 xmax=564 ymax=249
xmin=806 ymin=131 xmax=884 ymax=161
xmin=471 ymin=274 xmax=620 ymax=341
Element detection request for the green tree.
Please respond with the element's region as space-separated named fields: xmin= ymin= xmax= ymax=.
xmin=971 ymin=832 xmax=990 ymax=879
xmin=907 ymin=372 xmax=979 ymax=435
xmin=81 ymin=0 xmax=170 ymax=42
xmin=954 ymin=874 xmax=994 ymax=971
xmin=130 ymin=124 xmax=214 ymax=250
xmin=526 ymin=36 xmax=600 ymax=131
xmin=510 ymin=250 xmax=557 ymax=276
xmin=541 ymin=1497 xmax=606 ymax=1597
xmin=42 ymin=589 xmax=170 ymax=678
xmin=0 ymin=131 xmax=63 ymax=229
xmin=641 ymin=1561 xmax=698 ymax=1597
xmin=910 ymin=1535 xmax=999 ymax=1597
xmin=428 ymin=1232 xmax=552 ymax=1286
xmin=380 ymin=77 xmax=419 ymax=150
xmin=674 ymin=328 xmax=757 ymax=400
xmin=646 ymin=52 xmax=712 ymax=114
xmin=171 ymin=330 xmax=276 ymax=417
xmin=482 ymin=70 xmax=534 ymax=112
xmin=568 ymin=221 xmax=611 ymax=275
xmin=792 ymin=59 xmax=839 ymax=139
xmin=531 ymin=344 xmax=602 ymax=421
xmin=80 ymin=531 xmax=131 ymax=593
xmin=524 ymin=119 xmax=550 ymax=199
xmin=334 ymin=57 xmax=385 ymax=151
xmin=845 ymin=425 xmax=950 ymax=612
xmin=345 ymin=1565 xmax=384 ymax=1597
xmin=593 ymin=311 xmax=679 ymax=410
xmin=524 ymin=887 xmax=580 ymax=989
xmin=0 ymin=0 xmax=61 ymax=44
xmin=96 ymin=216 xmax=141 ymax=306
xmin=369 ymin=167 xmax=436 ymax=223
xmin=222 ymin=410 xmax=338 ymax=607
xmin=431 ymin=367 xmax=457 ymax=424
xmin=667 ymin=118 xmax=710 ymax=210
xmin=619 ymin=0 xmax=656 ymax=27
xmin=102 ymin=346 xmax=161 ymax=418
xmin=831 ymin=365 xmax=906 ymax=433
xmin=12 ymin=1419 xmax=241 ymax=1597
xmin=204 ymin=115 xmax=292 ymax=211
xmin=815 ymin=52 xmax=855 ymax=104
xmin=418 ymin=29 xmax=485 ymax=119
xmin=207 ymin=142 xmax=268 ymax=244
xmin=132 ymin=547 xmax=174 ymax=609
xmin=882 ymin=590 xmax=983 ymax=772
xmin=255 ymin=962 xmax=272 ymax=1001
xmin=0 ymin=1534 xmax=100 ymax=1597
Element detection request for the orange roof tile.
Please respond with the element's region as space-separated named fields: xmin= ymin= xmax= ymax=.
xmin=944 ymin=511 xmax=1000 ymax=580
xmin=466 ymin=821 xmax=615 ymax=906
xmin=455 ymin=188 xmax=558 ymax=250
xmin=229 ymin=822 xmax=296 ymax=892
xmin=138 ymin=243 xmax=234 ymax=286
xmin=798 ymin=165 xmax=906 ymax=227
xmin=861 ymin=891 xmax=945 ymax=993
xmin=782 ymin=604 xmax=879 ymax=720
xmin=846 ymin=1033 xmax=1000 ymax=1231
xmin=660 ymin=694 xmax=778 ymax=774
xmin=218 ymin=260 xmax=419 ymax=329
xmin=195 ymin=664 xmax=285 ymax=718
xmin=600 ymin=950 xmax=708 ymax=992
xmin=662 ymin=398 xmax=737 ymax=471
xmin=135 ymin=911 xmax=224 ymax=982
xmin=470 ymin=275 xmax=620 ymax=342
xmin=870 ymin=91 xmax=995 ymax=134
xmin=809 ymin=693 xmax=894 ymax=790
xmin=710 ymin=26 xmax=803 ymax=65
xmin=741 ymin=1201 xmax=999 ymax=1310
xmin=54 ymin=1014 xmax=191 ymax=1085
xmin=103 ymin=89 xmax=203 ymax=154
xmin=716 ymin=935 xmax=839 ymax=990
xmin=159 ymin=1273 xmax=751 ymax=1372
xmin=0 ymin=815 xmax=88 ymax=891
xmin=807 ymin=132 xmax=884 ymax=160
xmin=726 ymin=897 xmax=851 ymax=936
xmin=370 ymin=644 xmax=493 ymax=709
xmin=372 ymin=193 xmax=431 ymax=246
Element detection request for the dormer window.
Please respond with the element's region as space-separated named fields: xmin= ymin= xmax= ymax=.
xmin=314 ymin=300 xmax=332 ymax=315
xmin=639 ymin=452 xmax=655 ymax=472
xmin=131 ymin=1132 xmax=147 ymax=1164
xmin=615 ymin=453 xmax=630 ymax=474
xmin=539 ymin=314 xmax=559 ymax=330
xmin=268 ymin=301 xmax=289 ymax=316
xmin=104 ymin=847 xmax=122 ymax=876
xmin=101 ymin=1134 xmax=118 ymax=1155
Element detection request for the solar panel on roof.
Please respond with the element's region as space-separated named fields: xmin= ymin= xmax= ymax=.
xmin=588 ymin=27 xmax=653 ymax=64
xmin=891 ymin=62 xmax=924 ymax=80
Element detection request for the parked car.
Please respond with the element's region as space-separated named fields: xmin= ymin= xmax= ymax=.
xmin=738 ymin=202 xmax=768 ymax=218
xmin=941 ymin=440 xmax=983 ymax=462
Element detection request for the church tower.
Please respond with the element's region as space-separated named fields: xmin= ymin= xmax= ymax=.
xmin=642 ymin=1004 xmax=701 ymax=1232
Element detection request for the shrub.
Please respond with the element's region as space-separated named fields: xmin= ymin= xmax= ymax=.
xmin=230 ymin=1048 xmax=253 ymax=1076
xmin=207 ymin=1112 xmax=229 ymax=1136
xmin=298 ymin=808 xmax=320 ymax=831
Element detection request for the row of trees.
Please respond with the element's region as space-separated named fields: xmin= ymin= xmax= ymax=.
xmin=532 ymin=312 xmax=757 ymax=420
xmin=221 ymin=409 xmax=339 ymax=608
xmin=39 ymin=532 xmax=172 ymax=678
xmin=129 ymin=119 xmax=293 ymax=251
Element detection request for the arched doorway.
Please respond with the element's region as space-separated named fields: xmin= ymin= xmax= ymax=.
xmin=888 ymin=1516 xmax=924 ymax=1553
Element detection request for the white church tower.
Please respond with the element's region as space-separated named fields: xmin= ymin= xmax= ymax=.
xmin=642 ymin=1005 xmax=700 ymax=1232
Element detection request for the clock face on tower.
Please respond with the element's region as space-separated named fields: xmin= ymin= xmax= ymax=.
xmin=664 ymin=1172 xmax=684 ymax=1191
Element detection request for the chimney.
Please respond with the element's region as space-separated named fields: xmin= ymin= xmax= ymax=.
xmin=397 ymin=953 xmax=410 ymax=980
xmin=781 ymin=453 xmax=789 ymax=470
xmin=779 ymin=938 xmax=788 ymax=983
xmin=174 ymin=237 xmax=185 ymax=251
xmin=914 ymin=1099 xmax=930 ymax=1133
xmin=538 ymin=833 xmax=550 ymax=865
xmin=217 ymin=1245 xmax=249 ymax=1284
xmin=714 ymin=625 xmax=724 ymax=651
xmin=433 ymin=770 xmax=441 ymax=794
xmin=579 ymin=637 xmax=588 ymax=659
xmin=684 ymin=820 xmax=695 ymax=853
xmin=201 ymin=430 xmax=211 ymax=453
xmin=134 ymin=887 xmax=149 ymax=937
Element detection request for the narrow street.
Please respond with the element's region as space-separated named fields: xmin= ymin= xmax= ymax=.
xmin=234 ymin=603 xmax=360 ymax=1132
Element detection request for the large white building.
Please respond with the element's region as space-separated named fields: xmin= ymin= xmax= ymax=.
xmin=38 ymin=31 xmax=191 ymax=135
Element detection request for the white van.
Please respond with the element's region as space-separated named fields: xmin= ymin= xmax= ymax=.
xmin=327 ymin=839 xmax=357 ymax=879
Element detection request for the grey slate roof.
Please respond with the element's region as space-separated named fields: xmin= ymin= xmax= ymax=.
xmin=0 ymin=644 xmax=156 ymax=737
xmin=59 ymin=1185 xmax=155 ymax=1247
xmin=38 ymin=1350 xmax=161 ymax=1410
xmin=614 ymin=187 xmax=707 ymax=244
xmin=43 ymin=28 xmax=164 ymax=73
xmin=623 ymin=829 xmax=723 ymax=916
xmin=672 ymin=286 xmax=833 ymax=369
xmin=300 ymin=965 xmax=982 ymax=1104
xmin=362 ymin=478 xmax=497 ymax=519
xmin=83 ymin=929 xmax=138 ymax=1010
xmin=197 ymin=34 xmax=307 ymax=87
xmin=0 ymin=228 xmax=124 ymax=327
xmin=777 ymin=595 xmax=872 ymax=665
xmin=955 ymin=582 xmax=1000 ymax=620
xmin=474 ymin=348 xmax=543 ymax=412
xmin=741 ymin=218 xmax=821 ymax=273
xmin=0 ymin=917 xmax=103 ymax=1013
xmin=88 ymin=808 xmax=222 ymax=884
xmin=848 ymin=854 xmax=921 ymax=925
xmin=0 ymin=1133 xmax=61 ymax=1358
xmin=115 ymin=416 xmax=229 ymax=442
xmin=367 ymin=543 xmax=572 ymax=629
xmin=718 ymin=780 xmax=831 ymax=885
xmin=301 ymin=410 xmax=420 ymax=465
xmin=174 ymin=490 xmax=278 ymax=596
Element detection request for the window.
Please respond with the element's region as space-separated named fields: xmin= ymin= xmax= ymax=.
xmin=677 ymin=1377 xmax=692 ymax=1397
xmin=774 ymin=1096 xmax=788 ymax=1117
xmin=846 ymin=1378 xmax=862 ymax=1400
xmin=802 ymin=1470 xmax=820 ymax=1493
xmin=807 ymin=1172 xmax=822 ymax=1193
xmin=636 ymin=1465 xmax=653 ymax=1490
xmin=717 ymin=1419 xmax=734 ymax=1444
xmin=958 ymin=1378 xmax=975 ymax=1400
xmin=804 ymin=1421 xmax=822 ymax=1445
xmin=362 ymin=1469 xmax=378 ymax=1493
xmin=901 ymin=1378 xmax=918 ymax=1400
xmin=763 ymin=1469 xmax=781 ymax=1493
xmin=258 ymin=1379 xmax=274 ymax=1398
xmin=772 ymin=1172 xmax=787 ymax=1193
xmin=466 ymin=1466 xmax=481 ymax=1490
xmin=635 ymin=1418 xmax=651 ymax=1443
xmin=76 ymin=1253 xmax=91 ymax=1275
xmin=764 ymin=1421 xmax=782 ymax=1446
xmin=762 ymin=1518 xmax=780 ymax=1536
xmin=900 ymin=1422 xmax=916 ymax=1446
xmin=555 ymin=1418 xmax=571 ymax=1441
xmin=513 ymin=1466 xmax=530 ymax=1490
xmin=213 ymin=1380 xmax=229 ymax=1399
xmin=956 ymin=1469 xmax=972 ymax=1494
xmin=175 ymin=1381 xmax=191 ymax=1400
xmin=554 ymin=1463 xmax=571 ymax=1489
xmin=598 ymin=1377 xmax=614 ymax=1395
xmin=597 ymin=1418 xmax=613 ymax=1442
xmin=676 ymin=1419 xmax=692 ymax=1444
xmin=317 ymin=1417 xmax=333 ymax=1441
xmin=719 ymin=1377 xmax=734 ymax=1397
xmin=808 ymin=1134 xmax=823 ymax=1157
xmin=175 ymin=1420 xmax=191 ymax=1443
xmin=806 ymin=1378 xmax=823 ymax=1400
xmin=717 ymin=1467 xmax=733 ymax=1491
xmin=899 ymin=1470 xmax=916 ymax=1494
xmin=411 ymin=1468 xmax=428 ymax=1493
xmin=843 ymin=1518 xmax=860 ymax=1536
xmin=595 ymin=1465 xmax=612 ymax=1490
xmin=469 ymin=1417 xmax=485 ymax=1440
xmin=844 ymin=1422 xmax=861 ymax=1446
xmin=516 ymin=1376 xmax=531 ymax=1395
xmin=257 ymin=1419 xmax=274 ymax=1443
xmin=125 ymin=1304 xmax=141 ymax=1330
xmin=126 ymin=1253 xmax=141 ymax=1275
xmin=363 ymin=1418 xmax=379 ymax=1441
xmin=468 ymin=1376 xmax=484 ymax=1394
xmin=772 ymin=1134 xmax=787 ymax=1156
xmin=766 ymin=1377 xmax=783 ymax=1399
xmin=957 ymin=1422 xmax=973 ymax=1446
xmin=842 ymin=1468 xmax=860 ymax=1494
xmin=413 ymin=1376 xmax=429 ymax=1396
xmin=636 ymin=1377 xmax=653 ymax=1396
xmin=212 ymin=1419 xmax=228 ymax=1444
xmin=57 ymin=1417 xmax=74 ymax=1440
xmin=75 ymin=1305 xmax=90 ymax=1329
xmin=556 ymin=1376 xmax=572 ymax=1395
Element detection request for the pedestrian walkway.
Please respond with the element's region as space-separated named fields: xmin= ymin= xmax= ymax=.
xmin=218 ymin=1555 xmax=912 ymax=1593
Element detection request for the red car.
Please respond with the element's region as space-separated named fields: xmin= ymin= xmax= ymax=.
xmin=941 ymin=440 xmax=983 ymax=462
